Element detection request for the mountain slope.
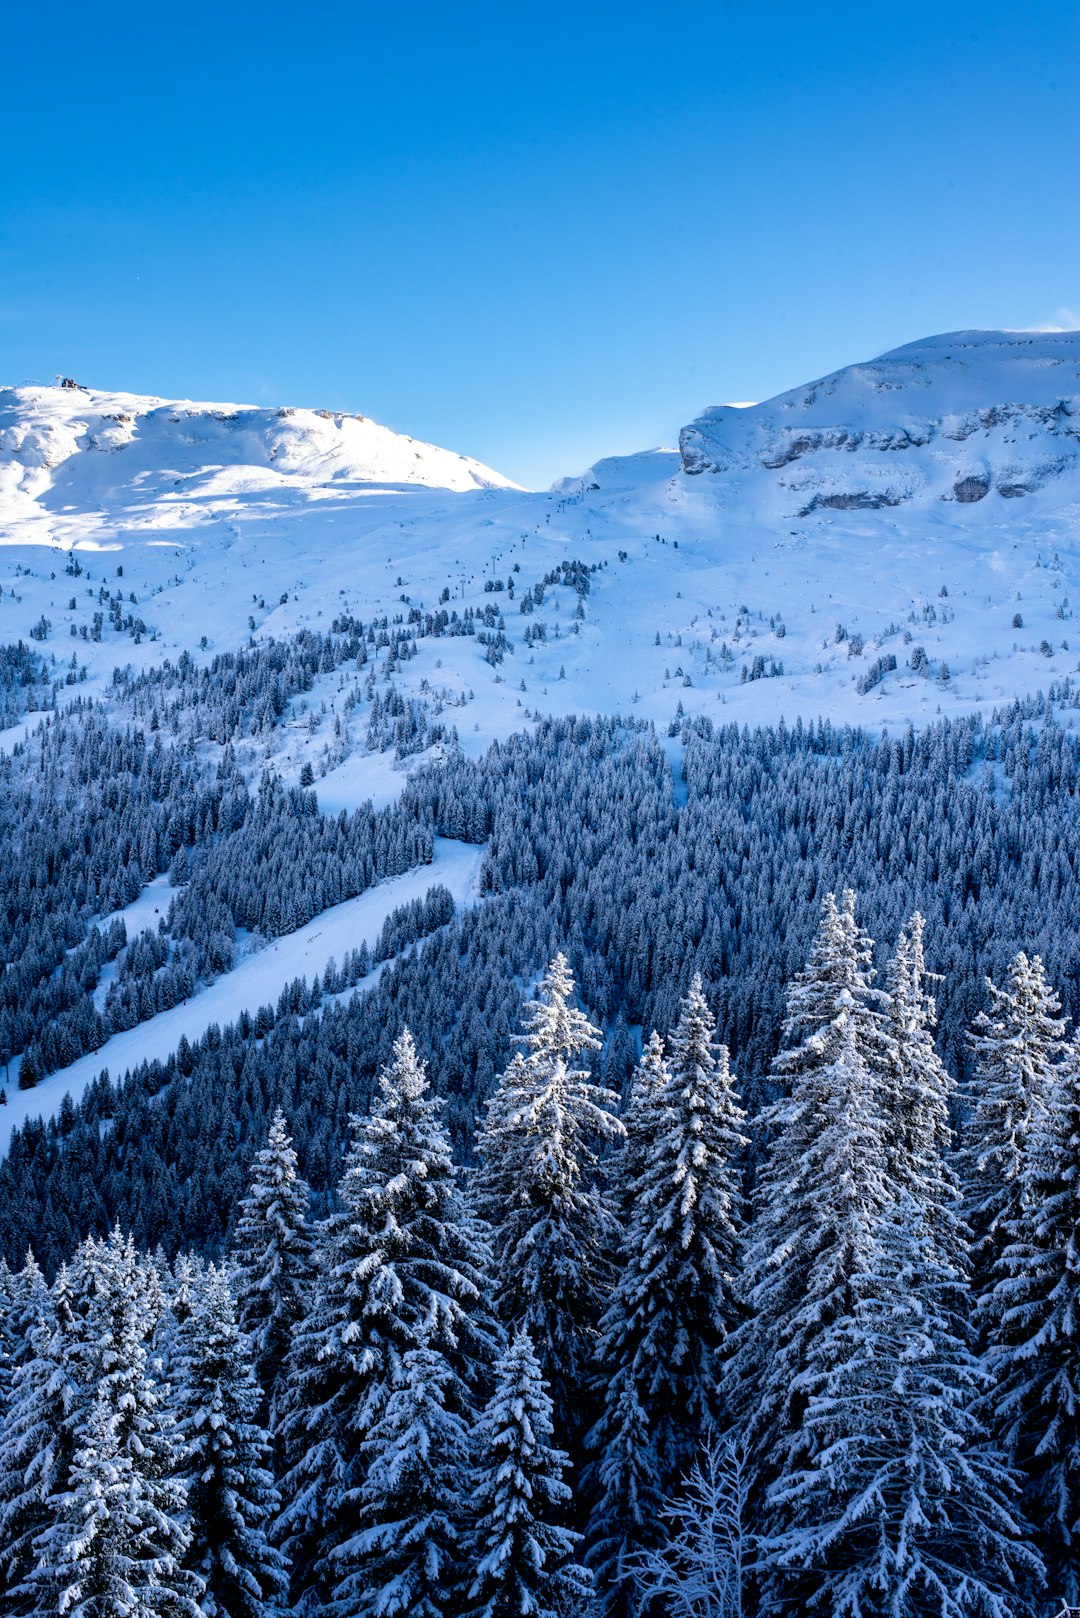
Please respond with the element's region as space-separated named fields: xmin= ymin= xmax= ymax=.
xmin=0 ymin=332 xmax=1078 ymax=765
xmin=678 ymin=328 xmax=1080 ymax=511
xmin=0 ymin=383 xmax=516 ymax=541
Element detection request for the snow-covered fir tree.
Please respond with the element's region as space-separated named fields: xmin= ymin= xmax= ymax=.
xmin=470 ymin=1329 xmax=594 ymax=1618
xmin=230 ymin=1108 xmax=314 ymax=1426
xmin=276 ymin=1028 xmax=500 ymax=1610
xmin=604 ymin=1031 xmax=669 ymax=1230
xmin=588 ymin=978 xmax=746 ymax=1611
xmin=768 ymin=1192 xmax=1040 ymax=1616
xmin=476 ymin=954 xmax=623 ymax=1437
xmin=959 ymin=952 xmax=1066 ymax=1297
xmin=333 ymin=1338 xmax=472 ymax=1618
xmin=32 ymin=1387 xmax=201 ymax=1618
xmin=0 ymin=1264 xmax=76 ymax=1613
xmin=723 ymin=892 xmax=893 ymax=1520
xmin=885 ymin=913 xmax=967 ymax=1271
xmin=28 ymin=1229 xmax=200 ymax=1618
xmin=173 ymin=1263 xmax=287 ymax=1618
xmin=982 ymin=1034 xmax=1080 ymax=1607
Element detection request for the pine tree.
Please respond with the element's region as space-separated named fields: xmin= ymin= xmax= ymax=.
xmin=588 ymin=979 xmax=746 ymax=1611
xmin=960 ymin=952 xmax=1066 ymax=1296
xmin=604 ymin=1031 xmax=669 ymax=1229
xmin=470 ymin=1330 xmax=594 ymax=1618
xmin=723 ymin=892 xmax=893 ymax=1519
xmin=333 ymin=1339 xmax=472 ymax=1618
xmin=32 ymin=1389 xmax=202 ymax=1618
xmin=28 ymin=1229 xmax=200 ymax=1618
xmin=173 ymin=1263 xmax=288 ymax=1618
xmin=476 ymin=955 xmax=623 ymax=1432
xmin=277 ymin=1028 xmax=499 ymax=1609
xmin=768 ymin=1194 xmax=1040 ymax=1616
xmin=982 ymin=1035 xmax=1080 ymax=1605
xmin=885 ymin=913 xmax=967 ymax=1271
xmin=230 ymin=1108 xmax=315 ymax=1426
xmin=0 ymin=1267 xmax=75 ymax=1613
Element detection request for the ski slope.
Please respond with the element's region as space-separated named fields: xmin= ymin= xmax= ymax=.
xmin=0 ymin=838 xmax=485 ymax=1156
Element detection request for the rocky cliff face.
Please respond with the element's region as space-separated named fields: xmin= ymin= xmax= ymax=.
xmin=678 ymin=329 xmax=1080 ymax=515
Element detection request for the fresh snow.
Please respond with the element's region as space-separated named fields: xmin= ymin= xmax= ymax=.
xmin=0 ymin=837 xmax=485 ymax=1156
xmin=1 ymin=333 xmax=1079 ymax=759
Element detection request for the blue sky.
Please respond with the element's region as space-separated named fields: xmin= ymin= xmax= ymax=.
xmin=2 ymin=1 xmax=1077 ymax=487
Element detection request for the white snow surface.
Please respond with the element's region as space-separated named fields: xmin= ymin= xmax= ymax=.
xmin=0 ymin=838 xmax=484 ymax=1156
xmin=1 ymin=331 xmax=1079 ymax=752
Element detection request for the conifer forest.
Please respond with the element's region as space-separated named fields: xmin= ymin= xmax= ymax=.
xmin=2 ymin=650 xmax=1080 ymax=1617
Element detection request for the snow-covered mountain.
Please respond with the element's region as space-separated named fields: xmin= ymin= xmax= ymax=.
xmin=678 ymin=328 xmax=1080 ymax=510
xmin=3 ymin=328 xmax=1080 ymax=1155
xmin=0 ymin=383 xmax=516 ymax=532
xmin=1 ymin=331 xmax=1079 ymax=761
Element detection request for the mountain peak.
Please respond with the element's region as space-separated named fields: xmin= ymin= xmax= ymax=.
xmin=677 ymin=327 xmax=1080 ymax=510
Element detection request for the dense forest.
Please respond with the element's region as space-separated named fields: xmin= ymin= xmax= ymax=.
xmin=3 ymin=929 xmax=1079 ymax=1615
xmin=3 ymin=645 xmax=1080 ymax=1613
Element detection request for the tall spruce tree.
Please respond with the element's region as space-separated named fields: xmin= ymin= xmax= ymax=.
xmin=588 ymin=978 xmax=746 ymax=1612
xmin=885 ymin=913 xmax=967 ymax=1271
xmin=32 ymin=1389 xmax=202 ymax=1618
xmin=173 ymin=1263 xmax=288 ymax=1618
xmin=230 ymin=1108 xmax=315 ymax=1426
xmin=960 ymin=952 xmax=1066 ymax=1297
xmin=0 ymin=1267 xmax=74 ymax=1613
xmin=982 ymin=1035 xmax=1080 ymax=1606
xmin=604 ymin=1031 xmax=669 ymax=1229
xmin=470 ymin=1330 xmax=594 ymax=1618
xmin=476 ymin=954 xmax=623 ymax=1437
xmin=768 ymin=1192 xmax=1039 ymax=1615
xmin=723 ymin=892 xmax=893 ymax=1525
xmin=333 ymin=1338 xmax=472 ymax=1618
xmin=277 ymin=1028 xmax=499 ymax=1610
xmin=28 ymin=1230 xmax=200 ymax=1618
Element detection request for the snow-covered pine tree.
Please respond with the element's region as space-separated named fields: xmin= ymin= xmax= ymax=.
xmin=230 ymin=1107 xmax=314 ymax=1426
xmin=28 ymin=1229 xmax=200 ymax=1618
xmin=332 ymin=1339 xmax=472 ymax=1618
xmin=604 ymin=1031 xmax=669 ymax=1229
xmin=722 ymin=892 xmax=892 ymax=1516
xmin=0 ymin=1257 xmax=15 ymax=1408
xmin=469 ymin=1329 xmax=594 ymax=1618
xmin=768 ymin=1193 xmax=1040 ymax=1615
xmin=173 ymin=1263 xmax=287 ymax=1618
xmin=32 ymin=1388 xmax=202 ymax=1618
xmin=476 ymin=954 xmax=623 ymax=1436
xmin=959 ymin=952 xmax=1066 ymax=1298
xmin=587 ymin=978 xmax=746 ymax=1612
xmin=885 ymin=913 xmax=966 ymax=1272
xmin=276 ymin=1028 xmax=500 ymax=1610
xmin=0 ymin=1267 xmax=75 ymax=1613
xmin=982 ymin=1034 xmax=1080 ymax=1605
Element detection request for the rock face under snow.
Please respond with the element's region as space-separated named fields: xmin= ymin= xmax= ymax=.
xmin=678 ymin=329 xmax=1080 ymax=514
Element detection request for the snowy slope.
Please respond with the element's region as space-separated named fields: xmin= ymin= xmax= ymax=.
xmin=0 ymin=383 xmax=516 ymax=543
xmin=1 ymin=331 xmax=1079 ymax=754
xmin=0 ymin=838 xmax=485 ymax=1157
xmin=678 ymin=329 xmax=1080 ymax=510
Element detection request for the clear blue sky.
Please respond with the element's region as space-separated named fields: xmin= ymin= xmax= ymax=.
xmin=3 ymin=0 xmax=1077 ymax=487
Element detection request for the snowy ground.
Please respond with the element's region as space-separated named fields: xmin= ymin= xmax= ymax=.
xmin=0 ymin=838 xmax=485 ymax=1155
xmin=0 ymin=335 xmax=1078 ymax=763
